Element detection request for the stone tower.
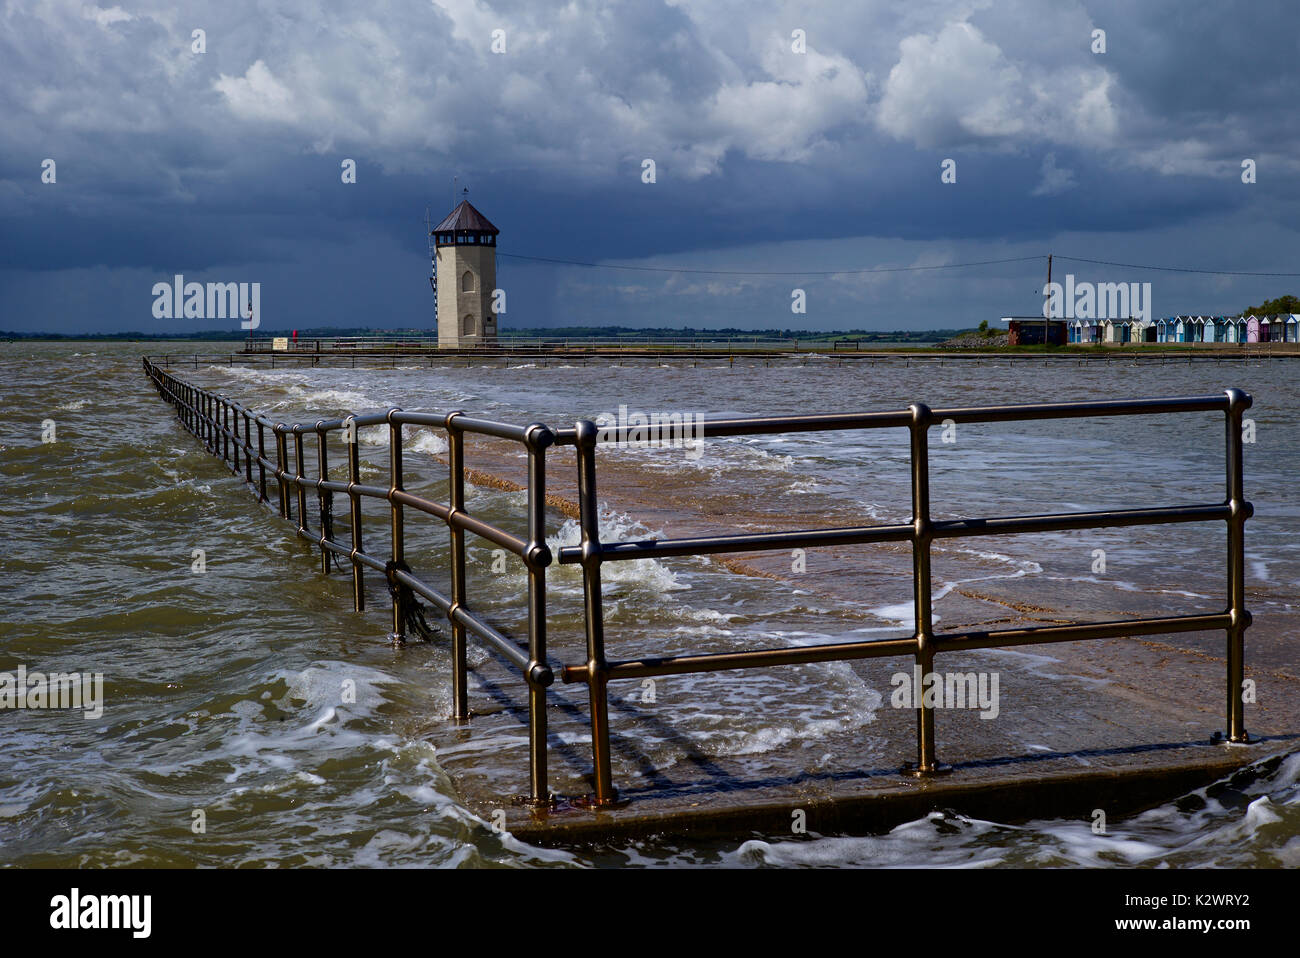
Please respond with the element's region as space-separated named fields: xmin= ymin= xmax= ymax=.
xmin=432 ymin=199 xmax=499 ymax=348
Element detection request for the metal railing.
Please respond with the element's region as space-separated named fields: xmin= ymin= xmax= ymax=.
xmin=237 ymin=334 xmax=934 ymax=354
xmin=150 ymin=349 xmax=1279 ymax=376
xmin=142 ymin=357 xmax=1253 ymax=808
xmin=234 ymin=333 xmax=1300 ymax=356
xmin=143 ymin=357 xmax=559 ymax=805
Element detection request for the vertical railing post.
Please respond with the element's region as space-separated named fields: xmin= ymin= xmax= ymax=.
xmin=238 ymin=406 xmax=246 ymax=473
xmin=274 ymin=424 xmax=290 ymax=520
xmin=387 ymin=408 xmax=406 ymax=644
xmin=446 ymin=412 xmax=469 ymax=720
xmin=524 ymin=423 xmax=555 ymax=805
xmin=244 ymin=411 xmax=254 ymax=486
xmin=1224 ymin=388 xmax=1253 ymax=742
xmin=346 ymin=416 xmax=364 ymax=612
xmin=294 ymin=427 xmax=308 ymax=535
xmin=230 ymin=403 xmax=240 ymax=473
xmin=575 ymin=419 xmax=616 ymax=804
xmin=908 ymin=402 xmax=941 ymax=774
xmin=256 ymin=420 xmax=268 ymax=502
xmin=222 ymin=400 xmax=230 ymax=463
xmin=316 ymin=421 xmax=331 ymax=575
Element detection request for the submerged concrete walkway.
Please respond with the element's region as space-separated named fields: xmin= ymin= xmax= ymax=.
xmin=436 ymin=636 xmax=1292 ymax=844
xmin=407 ymin=437 xmax=1298 ymax=845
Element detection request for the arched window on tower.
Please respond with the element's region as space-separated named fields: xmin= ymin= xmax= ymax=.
xmin=463 ymin=314 xmax=474 ymax=336
xmin=462 ymin=270 xmax=474 ymax=292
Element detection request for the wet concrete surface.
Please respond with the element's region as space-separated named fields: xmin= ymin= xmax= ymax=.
xmin=409 ymin=434 xmax=1298 ymax=844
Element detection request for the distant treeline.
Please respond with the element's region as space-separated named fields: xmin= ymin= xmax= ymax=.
xmin=5 ymin=326 xmax=967 ymax=342
xmin=497 ymin=326 xmax=964 ymax=342
xmin=2 ymin=328 xmax=378 ymax=341
xmin=1240 ymin=294 xmax=1300 ymax=316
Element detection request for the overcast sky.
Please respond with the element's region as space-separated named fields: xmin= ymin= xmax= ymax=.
xmin=3 ymin=0 xmax=1299 ymax=334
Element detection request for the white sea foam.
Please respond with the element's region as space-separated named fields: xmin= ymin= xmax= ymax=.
xmin=947 ymin=547 xmax=1042 ymax=577
xmin=1053 ymin=574 xmax=1207 ymax=599
xmin=407 ymin=431 xmax=449 ymax=456
xmin=714 ymin=751 xmax=1300 ymax=867
xmin=215 ymin=365 xmax=309 ymax=388
xmin=732 ymin=812 xmax=1008 ymax=868
xmin=547 ymin=513 xmax=690 ymax=594
xmin=869 ymin=583 xmax=954 ymax=627
xmin=287 ymin=386 xmax=381 ymax=411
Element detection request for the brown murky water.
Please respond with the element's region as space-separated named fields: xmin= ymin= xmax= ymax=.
xmin=1 ymin=341 xmax=1296 ymax=867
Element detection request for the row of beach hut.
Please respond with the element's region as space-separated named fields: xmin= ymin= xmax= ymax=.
xmin=1067 ymin=314 xmax=1300 ymax=344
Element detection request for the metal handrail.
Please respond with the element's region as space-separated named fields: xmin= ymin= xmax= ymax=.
xmin=142 ymin=357 xmax=558 ymax=804
xmin=235 ymin=334 xmax=1293 ymax=355
xmin=552 ymin=393 xmax=1253 ymax=802
xmin=142 ymin=357 xmax=1253 ymax=810
xmin=149 ymin=351 xmax=1281 ymax=376
xmin=238 ymin=334 xmax=816 ymax=353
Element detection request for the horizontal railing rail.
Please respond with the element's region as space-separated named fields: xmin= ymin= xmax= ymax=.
xmin=239 ymin=334 xmax=831 ymax=353
xmin=142 ymin=357 xmax=558 ymax=804
xmin=143 ymin=356 xmax=1253 ymax=810
xmin=550 ymin=392 xmax=1254 ymax=802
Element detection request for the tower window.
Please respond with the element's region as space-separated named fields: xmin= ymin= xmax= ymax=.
xmin=463 ymin=314 xmax=474 ymax=336
xmin=462 ymin=270 xmax=474 ymax=292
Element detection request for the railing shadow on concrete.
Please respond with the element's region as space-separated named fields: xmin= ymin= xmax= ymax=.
xmin=142 ymin=357 xmax=1253 ymax=809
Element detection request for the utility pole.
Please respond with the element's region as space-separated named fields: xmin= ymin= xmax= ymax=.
xmin=1045 ymin=253 xmax=1053 ymax=344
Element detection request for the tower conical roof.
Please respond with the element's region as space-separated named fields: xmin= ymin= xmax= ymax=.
xmin=433 ymin=200 xmax=498 ymax=234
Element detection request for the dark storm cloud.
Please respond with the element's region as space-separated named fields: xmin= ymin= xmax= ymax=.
xmin=1 ymin=0 xmax=1297 ymax=333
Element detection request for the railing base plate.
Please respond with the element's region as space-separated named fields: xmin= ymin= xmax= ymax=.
xmin=570 ymin=792 xmax=628 ymax=810
xmin=1212 ymin=730 xmax=1256 ymax=746
xmin=903 ymin=762 xmax=954 ymax=779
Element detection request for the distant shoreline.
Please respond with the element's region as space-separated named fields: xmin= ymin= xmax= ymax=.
xmin=7 ymin=335 xmax=1298 ymax=359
